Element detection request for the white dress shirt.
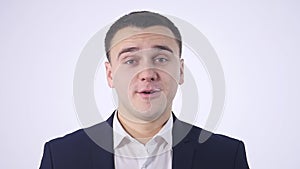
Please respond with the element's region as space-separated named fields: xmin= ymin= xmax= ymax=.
xmin=113 ymin=112 xmax=173 ymax=169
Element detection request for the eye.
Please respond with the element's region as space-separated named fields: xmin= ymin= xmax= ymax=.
xmin=154 ymin=57 xmax=168 ymax=63
xmin=124 ymin=59 xmax=136 ymax=65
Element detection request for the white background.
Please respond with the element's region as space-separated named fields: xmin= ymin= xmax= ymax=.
xmin=1 ymin=0 xmax=299 ymax=168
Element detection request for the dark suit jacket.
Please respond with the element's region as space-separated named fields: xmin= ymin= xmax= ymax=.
xmin=40 ymin=113 xmax=249 ymax=169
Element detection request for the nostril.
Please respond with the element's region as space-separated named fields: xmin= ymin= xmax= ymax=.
xmin=139 ymin=70 xmax=158 ymax=81
xmin=141 ymin=77 xmax=156 ymax=81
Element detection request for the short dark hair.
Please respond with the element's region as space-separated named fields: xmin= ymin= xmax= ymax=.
xmin=105 ymin=11 xmax=182 ymax=61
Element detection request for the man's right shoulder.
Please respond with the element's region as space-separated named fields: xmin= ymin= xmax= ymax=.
xmin=46 ymin=121 xmax=110 ymax=147
xmin=40 ymin=121 xmax=114 ymax=169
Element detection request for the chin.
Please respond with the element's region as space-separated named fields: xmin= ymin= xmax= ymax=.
xmin=133 ymin=106 xmax=168 ymax=122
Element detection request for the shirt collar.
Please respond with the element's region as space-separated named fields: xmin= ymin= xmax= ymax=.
xmin=113 ymin=111 xmax=173 ymax=149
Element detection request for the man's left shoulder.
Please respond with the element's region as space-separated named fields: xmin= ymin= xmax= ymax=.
xmin=184 ymin=124 xmax=249 ymax=168
xmin=189 ymin=125 xmax=245 ymax=148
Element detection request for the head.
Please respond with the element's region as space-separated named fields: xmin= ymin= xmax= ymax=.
xmin=105 ymin=11 xmax=182 ymax=62
xmin=104 ymin=11 xmax=184 ymax=123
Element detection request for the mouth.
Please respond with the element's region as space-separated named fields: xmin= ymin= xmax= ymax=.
xmin=137 ymin=88 xmax=161 ymax=99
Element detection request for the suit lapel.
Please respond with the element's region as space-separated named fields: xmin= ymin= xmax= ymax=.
xmin=172 ymin=142 xmax=195 ymax=169
xmin=91 ymin=145 xmax=114 ymax=169
xmin=172 ymin=117 xmax=196 ymax=169
xmin=88 ymin=111 xmax=197 ymax=169
xmin=88 ymin=113 xmax=115 ymax=169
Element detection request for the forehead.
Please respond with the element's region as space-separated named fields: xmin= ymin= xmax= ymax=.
xmin=110 ymin=26 xmax=177 ymax=49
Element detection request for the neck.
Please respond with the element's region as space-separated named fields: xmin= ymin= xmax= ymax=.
xmin=117 ymin=110 xmax=171 ymax=144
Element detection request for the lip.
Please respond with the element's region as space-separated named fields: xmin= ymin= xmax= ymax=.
xmin=136 ymin=88 xmax=161 ymax=99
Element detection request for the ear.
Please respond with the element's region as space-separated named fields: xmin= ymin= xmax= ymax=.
xmin=105 ymin=61 xmax=114 ymax=88
xmin=179 ymin=58 xmax=184 ymax=85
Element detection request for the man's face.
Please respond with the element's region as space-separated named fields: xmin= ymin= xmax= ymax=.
xmin=105 ymin=26 xmax=184 ymax=123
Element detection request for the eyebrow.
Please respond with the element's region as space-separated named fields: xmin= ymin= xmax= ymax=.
xmin=117 ymin=47 xmax=139 ymax=58
xmin=117 ymin=45 xmax=174 ymax=59
xmin=152 ymin=45 xmax=174 ymax=54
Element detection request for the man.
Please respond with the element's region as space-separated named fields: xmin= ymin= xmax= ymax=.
xmin=40 ymin=11 xmax=249 ymax=169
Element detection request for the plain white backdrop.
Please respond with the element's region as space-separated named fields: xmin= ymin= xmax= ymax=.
xmin=1 ymin=0 xmax=299 ymax=168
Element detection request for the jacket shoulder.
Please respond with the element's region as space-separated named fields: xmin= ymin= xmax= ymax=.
xmin=49 ymin=120 xmax=111 ymax=142
xmin=40 ymin=121 xmax=111 ymax=169
xmin=187 ymin=125 xmax=249 ymax=168
xmin=189 ymin=125 xmax=242 ymax=145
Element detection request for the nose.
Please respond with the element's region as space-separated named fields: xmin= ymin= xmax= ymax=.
xmin=138 ymin=68 xmax=158 ymax=82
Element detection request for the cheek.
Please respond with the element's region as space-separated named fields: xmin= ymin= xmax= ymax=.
xmin=113 ymin=68 xmax=136 ymax=93
xmin=162 ymin=65 xmax=181 ymax=83
xmin=159 ymin=67 xmax=180 ymax=96
xmin=161 ymin=73 xmax=179 ymax=92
